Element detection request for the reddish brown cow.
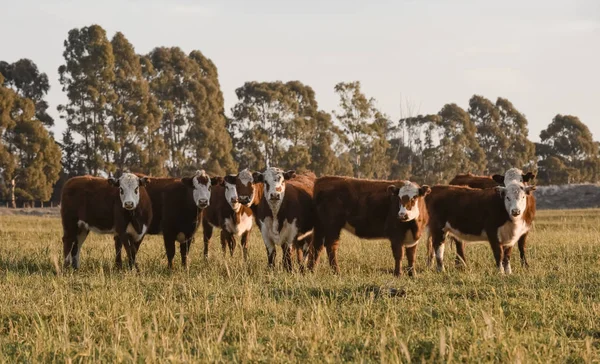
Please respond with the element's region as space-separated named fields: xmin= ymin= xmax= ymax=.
xmin=447 ymin=168 xmax=536 ymax=267
xmin=60 ymin=173 xmax=152 ymax=270
xmin=425 ymin=182 xmax=536 ymax=274
xmin=309 ymin=176 xmax=431 ymax=276
xmin=160 ymin=171 xmax=222 ymax=268
xmin=251 ymin=168 xmax=315 ymax=271
xmin=202 ymin=169 xmax=255 ymax=260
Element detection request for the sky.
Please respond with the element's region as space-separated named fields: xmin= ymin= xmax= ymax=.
xmin=1 ymin=0 xmax=599 ymax=142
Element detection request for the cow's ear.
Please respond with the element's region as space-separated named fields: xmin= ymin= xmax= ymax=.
xmin=138 ymin=176 xmax=149 ymax=186
xmin=108 ymin=177 xmax=119 ymax=187
xmin=523 ymin=172 xmax=536 ymax=183
xmin=419 ymin=185 xmax=431 ymax=196
xmin=492 ymin=175 xmax=505 ymax=185
xmin=387 ymin=185 xmax=400 ymax=196
xmin=496 ymin=186 xmax=506 ymax=198
xmin=211 ymin=176 xmax=224 ymax=186
xmin=283 ymin=170 xmax=296 ymax=180
xmin=224 ymin=174 xmax=237 ymax=185
xmin=182 ymin=177 xmax=194 ymax=188
xmin=525 ymin=185 xmax=537 ymax=195
xmin=252 ymin=172 xmax=264 ymax=183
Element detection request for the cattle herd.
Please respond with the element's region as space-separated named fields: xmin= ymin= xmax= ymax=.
xmin=59 ymin=167 xmax=537 ymax=276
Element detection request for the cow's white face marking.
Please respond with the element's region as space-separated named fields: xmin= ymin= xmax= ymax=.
xmin=397 ymin=182 xmax=420 ymax=221
xmin=192 ymin=170 xmax=212 ymax=209
xmin=504 ymin=168 xmax=524 ymax=184
xmin=113 ymin=173 xmax=144 ymax=210
xmin=499 ymin=182 xmax=531 ymax=220
xmin=263 ymin=167 xmax=286 ymax=211
xmin=237 ymin=169 xmax=255 ymax=206
xmin=224 ymin=180 xmax=240 ymax=211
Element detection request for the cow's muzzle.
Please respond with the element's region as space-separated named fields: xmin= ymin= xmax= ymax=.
xmin=269 ymin=194 xmax=281 ymax=201
xmin=197 ymin=199 xmax=209 ymax=209
xmin=398 ymin=213 xmax=409 ymax=221
xmin=511 ymin=209 xmax=521 ymax=217
xmin=239 ymin=196 xmax=251 ymax=205
xmin=124 ymin=201 xmax=135 ymax=210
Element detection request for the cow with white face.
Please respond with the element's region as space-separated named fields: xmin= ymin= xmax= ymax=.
xmin=492 ymin=168 xmax=536 ymax=186
xmin=202 ymin=170 xmax=256 ymax=260
xmin=60 ymin=173 xmax=153 ymax=270
xmin=108 ymin=173 xmax=149 ymax=210
xmin=181 ymin=170 xmax=221 ymax=209
xmin=160 ymin=170 xmax=222 ymax=269
xmin=252 ymin=167 xmax=315 ymax=272
xmin=425 ymin=180 xmax=537 ymax=274
xmin=387 ymin=182 xmax=431 ymax=222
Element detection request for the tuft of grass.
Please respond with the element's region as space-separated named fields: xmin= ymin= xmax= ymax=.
xmin=1 ymin=209 xmax=599 ymax=362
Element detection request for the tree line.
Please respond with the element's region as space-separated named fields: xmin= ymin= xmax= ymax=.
xmin=1 ymin=24 xmax=598 ymax=206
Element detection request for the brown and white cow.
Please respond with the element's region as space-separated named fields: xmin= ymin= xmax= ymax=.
xmin=251 ymin=168 xmax=315 ymax=271
xmin=446 ymin=168 xmax=537 ymax=267
xmin=160 ymin=170 xmax=222 ymax=268
xmin=425 ymin=181 xmax=536 ymax=274
xmin=202 ymin=169 xmax=255 ymax=260
xmin=309 ymin=176 xmax=431 ymax=276
xmin=61 ymin=173 xmax=152 ymax=270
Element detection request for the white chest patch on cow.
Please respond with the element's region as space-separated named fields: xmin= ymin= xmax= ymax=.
xmin=126 ymin=223 xmax=147 ymax=242
xmin=403 ymin=229 xmax=418 ymax=248
xmin=444 ymin=222 xmax=488 ymax=242
xmin=224 ymin=212 xmax=253 ymax=236
xmin=261 ymin=217 xmax=299 ymax=247
xmin=78 ymin=220 xmax=115 ymax=234
xmin=497 ymin=219 xmax=530 ymax=247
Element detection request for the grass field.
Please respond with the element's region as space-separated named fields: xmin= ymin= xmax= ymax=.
xmin=1 ymin=210 xmax=600 ymax=362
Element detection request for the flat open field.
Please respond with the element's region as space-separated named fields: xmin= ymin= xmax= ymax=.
xmin=1 ymin=210 xmax=599 ymax=362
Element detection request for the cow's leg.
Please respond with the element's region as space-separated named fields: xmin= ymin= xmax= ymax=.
xmin=114 ymin=235 xmax=123 ymax=269
xmin=431 ymin=228 xmax=446 ymax=272
xmin=228 ymin=235 xmax=237 ymax=257
xmin=163 ymin=234 xmax=176 ymax=269
xmin=121 ymin=234 xmax=137 ymax=271
xmin=220 ymin=230 xmax=228 ymax=257
xmin=518 ymin=233 xmax=529 ymax=268
xmin=454 ymin=238 xmax=467 ymax=268
xmin=487 ymin=233 xmax=504 ymax=274
xmin=203 ymin=220 xmax=213 ymax=259
xmin=282 ymin=243 xmax=293 ymax=272
xmin=502 ymin=245 xmax=513 ymax=274
xmin=71 ymin=227 xmax=89 ymax=269
xmin=180 ymin=236 xmax=193 ymax=269
xmin=295 ymin=237 xmax=308 ymax=273
xmin=240 ymin=231 xmax=250 ymax=262
xmin=308 ymin=225 xmax=325 ymax=272
xmin=325 ymin=234 xmax=341 ymax=274
xmin=391 ymin=239 xmax=404 ymax=277
xmin=62 ymin=221 xmax=77 ymax=269
xmin=405 ymin=244 xmax=417 ymax=277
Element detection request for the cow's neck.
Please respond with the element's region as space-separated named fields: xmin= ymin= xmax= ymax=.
xmin=267 ymin=198 xmax=283 ymax=219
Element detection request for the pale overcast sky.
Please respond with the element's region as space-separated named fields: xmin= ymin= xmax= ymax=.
xmin=2 ymin=0 xmax=599 ymax=142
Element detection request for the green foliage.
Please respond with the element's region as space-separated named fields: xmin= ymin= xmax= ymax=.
xmin=0 ymin=76 xmax=61 ymax=202
xmin=146 ymin=47 xmax=235 ymax=176
xmin=333 ymin=81 xmax=390 ymax=178
xmin=538 ymin=114 xmax=599 ymax=184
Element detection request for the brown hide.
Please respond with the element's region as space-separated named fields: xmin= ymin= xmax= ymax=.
xmin=60 ymin=175 xmax=152 ymax=269
xmin=448 ymin=174 xmax=499 ymax=189
xmin=425 ymin=185 xmax=536 ymax=273
xmin=309 ymin=176 xmax=429 ymax=276
xmin=134 ymin=173 xmax=179 ymax=234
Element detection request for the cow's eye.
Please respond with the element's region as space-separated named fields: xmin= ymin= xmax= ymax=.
xmin=135 ymin=187 xmax=139 ymax=194
xmin=208 ymin=186 xmax=211 ymax=191
xmin=119 ymin=188 xmax=124 ymax=194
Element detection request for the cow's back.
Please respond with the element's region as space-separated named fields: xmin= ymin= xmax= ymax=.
xmin=448 ymin=174 xmax=498 ymax=189
xmin=61 ymin=176 xmax=117 ymax=231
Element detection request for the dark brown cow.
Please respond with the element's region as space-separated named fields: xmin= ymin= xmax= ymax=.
xmin=60 ymin=173 xmax=152 ymax=270
xmin=251 ymin=168 xmax=315 ymax=271
xmin=202 ymin=169 xmax=255 ymax=260
xmin=160 ymin=171 xmax=222 ymax=268
xmin=309 ymin=176 xmax=431 ymax=276
xmin=446 ymin=168 xmax=537 ymax=267
xmin=425 ymin=182 xmax=536 ymax=274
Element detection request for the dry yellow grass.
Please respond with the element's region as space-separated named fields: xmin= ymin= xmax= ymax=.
xmin=1 ymin=209 xmax=599 ymax=362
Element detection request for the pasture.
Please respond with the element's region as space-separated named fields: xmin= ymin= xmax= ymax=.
xmin=1 ymin=209 xmax=599 ymax=362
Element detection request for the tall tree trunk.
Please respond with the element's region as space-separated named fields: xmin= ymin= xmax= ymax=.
xmin=9 ymin=178 xmax=16 ymax=209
